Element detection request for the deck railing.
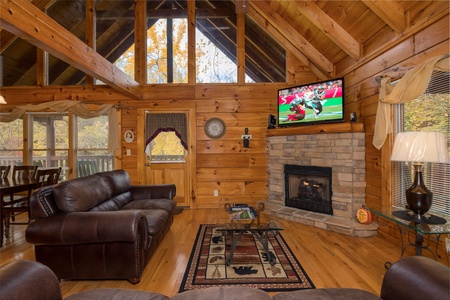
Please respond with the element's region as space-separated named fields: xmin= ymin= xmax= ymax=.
xmin=0 ymin=155 xmax=114 ymax=181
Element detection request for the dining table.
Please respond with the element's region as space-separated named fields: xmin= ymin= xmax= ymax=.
xmin=0 ymin=177 xmax=37 ymax=247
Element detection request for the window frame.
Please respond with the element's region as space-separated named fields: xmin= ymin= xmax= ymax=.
xmin=0 ymin=111 xmax=115 ymax=180
xmin=391 ymin=72 xmax=450 ymax=219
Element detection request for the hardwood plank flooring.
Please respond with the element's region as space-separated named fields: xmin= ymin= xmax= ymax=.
xmin=1 ymin=209 xmax=409 ymax=298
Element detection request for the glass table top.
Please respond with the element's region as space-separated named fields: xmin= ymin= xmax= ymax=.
xmin=364 ymin=206 xmax=450 ymax=235
xmin=215 ymin=221 xmax=283 ymax=232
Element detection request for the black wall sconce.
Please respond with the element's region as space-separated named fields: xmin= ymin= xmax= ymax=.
xmin=241 ymin=128 xmax=252 ymax=148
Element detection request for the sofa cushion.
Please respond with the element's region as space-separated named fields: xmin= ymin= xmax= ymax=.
xmin=90 ymin=192 xmax=133 ymax=212
xmin=171 ymin=287 xmax=272 ymax=300
xmin=52 ymin=175 xmax=112 ymax=212
xmin=272 ymin=288 xmax=381 ymax=300
xmin=122 ymin=198 xmax=177 ymax=213
xmin=65 ymin=288 xmax=169 ymax=300
xmin=52 ymin=170 xmax=132 ymax=212
xmin=99 ymin=170 xmax=132 ymax=198
xmin=136 ymin=209 xmax=169 ymax=235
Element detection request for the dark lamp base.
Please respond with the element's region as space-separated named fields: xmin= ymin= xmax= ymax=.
xmin=406 ymin=167 xmax=433 ymax=217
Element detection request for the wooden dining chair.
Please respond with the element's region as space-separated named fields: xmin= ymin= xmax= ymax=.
xmin=2 ymin=165 xmax=38 ymax=234
xmin=35 ymin=167 xmax=62 ymax=188
xmin=10 ymin=165 xmax=38 ymax=181
xmin=0 ymin=166 xmax=10 ymax=179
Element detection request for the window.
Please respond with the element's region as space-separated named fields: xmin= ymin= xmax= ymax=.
xmin=30 ymin=113 xmax=69 ymax=180
xmin=0 ymin=118 xmax=23 ymax=166
xmin=114 ymin=2 xmax=188 ymax=84
xmin=145 ymin=112 xmax=187 ymax=163
xmin=146 ymin=18 xmax=188 ymax=83
xmin=109 ymin=0 xmax=286 ymax=84
xmin=148 ymin=131 xmax=186 ymax=163
xmin=0 ymin=112 xmax=113 ymax=180
xmin=76 ymin=115 xmax=114 ymax=177
xmin=195 ymin=0 xmax=237 ymax=83
xmin=393 ymin=71 xmax=450 ymax=218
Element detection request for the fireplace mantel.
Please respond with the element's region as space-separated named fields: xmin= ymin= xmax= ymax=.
xmin=267 ymin=122 xmax=364 ymax=137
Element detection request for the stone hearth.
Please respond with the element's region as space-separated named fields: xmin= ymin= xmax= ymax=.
xmin=266 ymin=132 xmax=377 ymax=237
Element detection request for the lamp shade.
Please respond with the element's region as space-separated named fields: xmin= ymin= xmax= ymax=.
xmin=0 ymin=95 xmax=6 ymax=104
xmin=390 ymin=131 xmax=449 ymax=163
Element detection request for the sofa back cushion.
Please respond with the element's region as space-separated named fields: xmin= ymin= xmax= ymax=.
xmin=52 ymin=170 xmax=132 ymax=212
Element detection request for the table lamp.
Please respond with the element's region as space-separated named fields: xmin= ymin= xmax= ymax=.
xmin=390 ymin=132 xmax=449 ymax=218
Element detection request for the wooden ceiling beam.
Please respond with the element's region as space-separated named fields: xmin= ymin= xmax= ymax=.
xmin=249 ymin=0 xmax=332 ymax=76
xmin=247 ymin=4 xmax=328 ymax=79
xmin=362 ymin=0 xmax=406 ymax=33
xmin=0 ymin=0 xmax=56 ymax=53
xmin=94 ymin=8 xmax=233 ymax=20
xmin=294 ymin=1 xmax=361 ymax=61
xmin=0 ymin=0 xmax=143 ymax=99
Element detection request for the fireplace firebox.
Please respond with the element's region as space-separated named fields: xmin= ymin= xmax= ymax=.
xmin=284 ymin=164 xmax=333 ymax=215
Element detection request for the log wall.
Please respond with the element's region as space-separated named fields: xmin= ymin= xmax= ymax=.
xmin=0 ymin=9 xmax=448 ymax=255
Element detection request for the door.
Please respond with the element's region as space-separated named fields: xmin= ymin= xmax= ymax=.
xmin=137 ymin=109 xmax=194 ymax=207
xmin=145 ymin=160 xmax=188 ymax=206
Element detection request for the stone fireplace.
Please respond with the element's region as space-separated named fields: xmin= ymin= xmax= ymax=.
xmin=266 ymin=132 xmax=376 ymax=237
xmin=285 ymin=164 xmax=333 ymax=215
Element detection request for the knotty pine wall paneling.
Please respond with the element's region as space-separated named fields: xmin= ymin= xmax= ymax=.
xmin=339 ymin=14 xmax=449 ymax=245
xmin=194 ymin=85 xmax=278 ymax=208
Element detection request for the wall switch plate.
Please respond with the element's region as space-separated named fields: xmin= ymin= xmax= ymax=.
xmin=126 ymin=149 xmax=131 ymax=156
xmin=214 ymin=190 xmax=219 ymax=196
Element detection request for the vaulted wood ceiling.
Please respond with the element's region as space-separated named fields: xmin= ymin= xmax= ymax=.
xmin=0 ymin=0 xmax=448 ymax=99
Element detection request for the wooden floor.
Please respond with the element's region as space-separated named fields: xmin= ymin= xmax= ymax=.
xmin=0 ymin=209 xmax=413 ymax=298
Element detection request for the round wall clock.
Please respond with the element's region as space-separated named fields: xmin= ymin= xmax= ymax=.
xmin=204 ymin=118 xmax=226 ymax=139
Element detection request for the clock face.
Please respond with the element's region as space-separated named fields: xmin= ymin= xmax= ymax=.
xmin=205 ymin=118 xmax=226 ymax=139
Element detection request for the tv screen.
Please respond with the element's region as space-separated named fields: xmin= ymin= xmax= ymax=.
xmin=277 ymin=78 xmax=345 ymax=127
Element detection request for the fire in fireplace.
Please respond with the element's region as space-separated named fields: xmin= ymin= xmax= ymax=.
xmin=284 ymin=164 xmax=333 ymax=215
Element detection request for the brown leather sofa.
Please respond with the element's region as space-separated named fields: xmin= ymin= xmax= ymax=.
xmin=25 ymin=169 xmax=176 ymax=284
xmin=1 ymin=256 xmax=448 ymax=300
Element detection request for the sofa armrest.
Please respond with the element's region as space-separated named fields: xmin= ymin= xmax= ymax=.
xmin=26 ymin=211 xmax=148 ymax=246
xmin=131 ymin=184 xmax=176 ymax=200
xmin=380 ymin=256 xmax=450 ymax=300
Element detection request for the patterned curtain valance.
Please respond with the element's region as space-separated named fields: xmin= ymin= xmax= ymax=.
xmin=145 ymin=113 xmax=188 ymax=151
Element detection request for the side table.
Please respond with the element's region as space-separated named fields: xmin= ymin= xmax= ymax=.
xmin=364 ymin=206 xmax=450 ymax=260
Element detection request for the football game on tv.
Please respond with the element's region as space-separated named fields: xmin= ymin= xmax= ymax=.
xmin=277 ymin=78 xmax=345 ymax=127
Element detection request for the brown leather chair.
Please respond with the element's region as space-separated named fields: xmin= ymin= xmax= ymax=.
xmin=0 ymin=260 xmax=63 ymax=300
xmin=1 ymin=256 xmax=449 ymax=300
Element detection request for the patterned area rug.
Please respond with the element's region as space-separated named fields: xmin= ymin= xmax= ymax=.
xmin=179 ymin=224 xmax=315 ymax=292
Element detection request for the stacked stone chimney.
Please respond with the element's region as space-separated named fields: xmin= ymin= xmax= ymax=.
xmin=266 ymin=132 xmax=375 ymax=236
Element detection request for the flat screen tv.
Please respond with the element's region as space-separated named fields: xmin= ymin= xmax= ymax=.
xmin=277 ymin=78 xmax=345 ymax=127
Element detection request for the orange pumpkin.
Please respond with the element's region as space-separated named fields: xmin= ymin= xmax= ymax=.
xmin=356 ymin=208 xmax=372 ymax=224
